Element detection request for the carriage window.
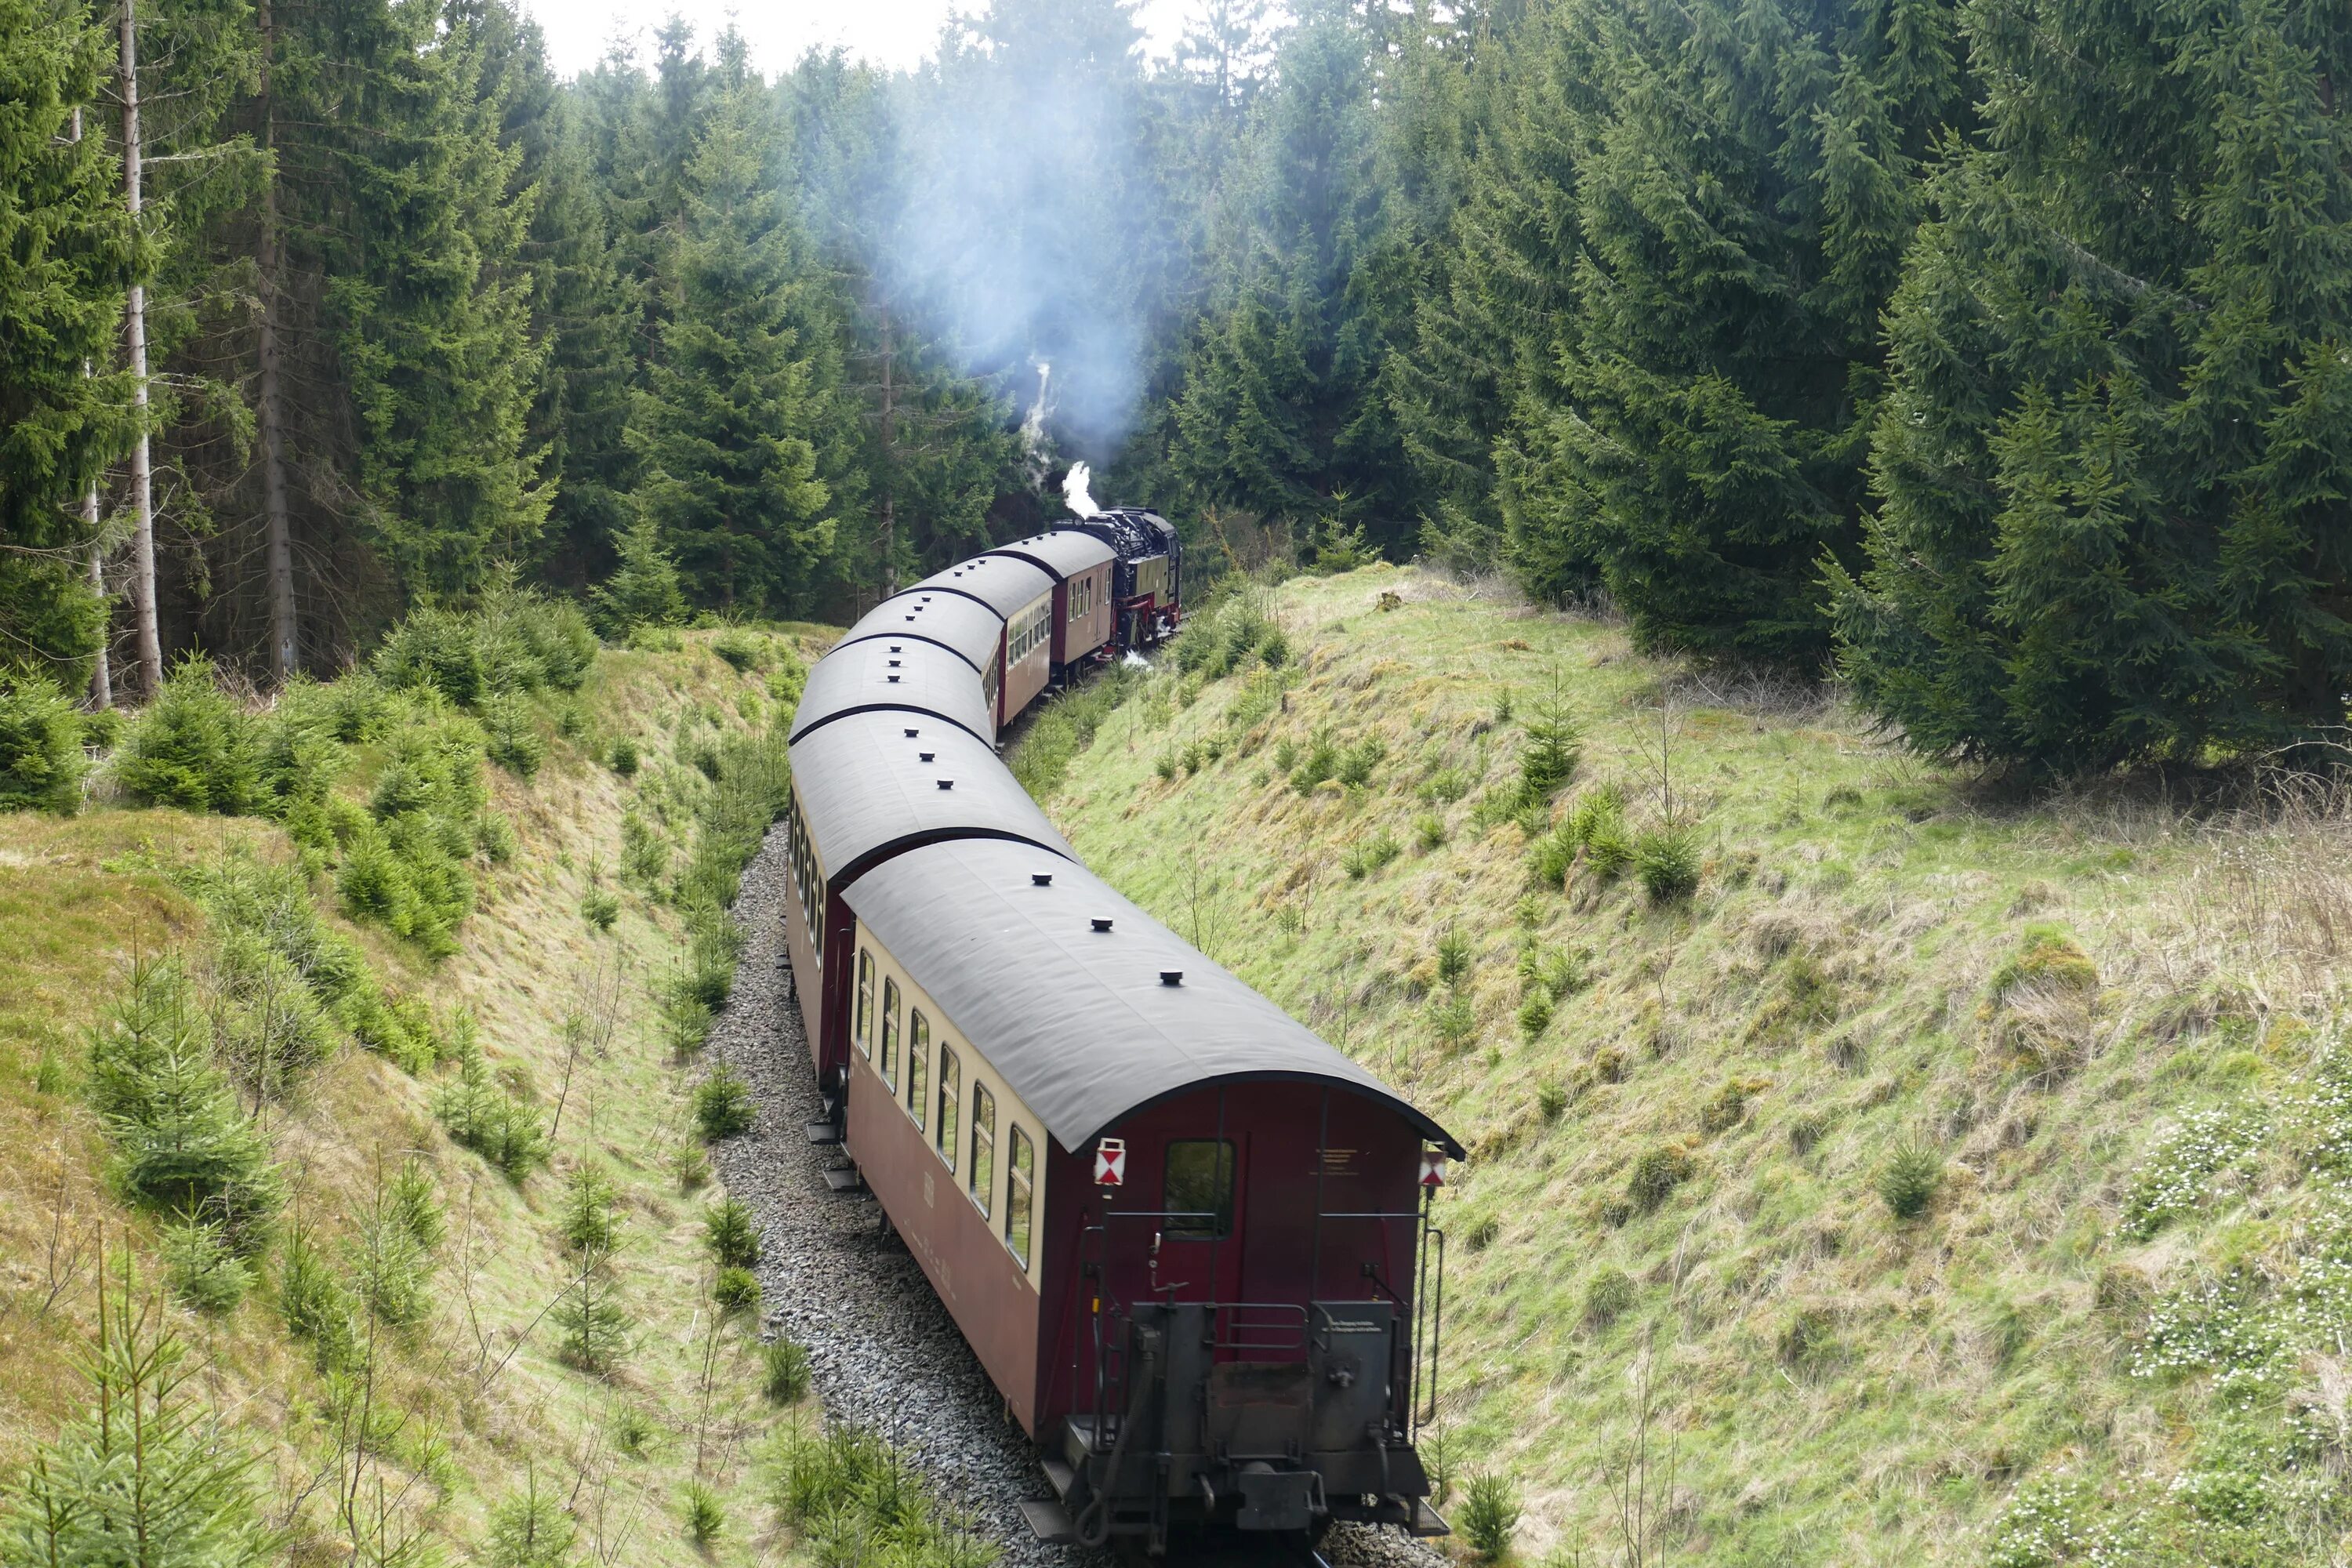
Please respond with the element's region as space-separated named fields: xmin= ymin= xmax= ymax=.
xmin=906 ymin=1011 xmax=929 ymax=1131
xmin=855 ymin=950 xmax=874 ymax=1054
xmin=1004 ymin=1127 xmax=1034 ymax=1267
xmin=935 ymin=1047 xmax=961 ymax=1171
xmin=1163 ymin=1140 xmax=1234 ymax=1240
xmin=968 ymin=1083 xmax=996 ymax=1216
xmin=880 ymin=981 xmax=901 ymax=1087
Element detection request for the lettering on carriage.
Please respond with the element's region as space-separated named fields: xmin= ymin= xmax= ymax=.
xmin=1324 ymin=1317 xmax=1384 ymax=1335
xmin=1320 ymin=1147 xmax=1358 ymax=1172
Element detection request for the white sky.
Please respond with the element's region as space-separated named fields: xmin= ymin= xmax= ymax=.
xmin=520 ymin=0 xmax=1196 ymax=79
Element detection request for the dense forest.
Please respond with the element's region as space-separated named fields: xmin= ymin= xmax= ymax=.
xmin=5 ymin=0 xmax=2350 ymax=774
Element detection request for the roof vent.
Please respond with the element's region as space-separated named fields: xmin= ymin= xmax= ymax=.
xmin=1091 ymin=917 xmax=1114 ymax=933
xmin=904 ymin=728 xmax=920 ymax=738
xmin=887 ymin=675 xmax=901 ymax=684
xmin=887 ymin=659 xmax=902 ymax=667
xmin=1032 ymin=873 xmax=1053 ymax=887
xmin=918 ymin=752 xmax=935 ymax=762
xmin=1160 ymin=971 xmax=1185 ymax=987
xmin=904 ymin=615 xmax=916 ymax=622
xmin=888 ymin=645 xmax=902 ymax=652
xmin=936 ymin=779 xmax=955 ymax=791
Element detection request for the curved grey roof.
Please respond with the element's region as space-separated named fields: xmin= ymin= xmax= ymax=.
xmin=789 ymin=711 xmax=1072 ymax=891
xmin=837 ymin=590 xmax=1005 ymax=673
xmin=983 ymin=531 xmax=1116 ymax=583
xmin=843 ymin=837 xmax=1464 ymax=1158
xmin=906 ymin=554 xmax=1054 ymax=620
xmin=791 ymin=638 xmax=995 ymax=746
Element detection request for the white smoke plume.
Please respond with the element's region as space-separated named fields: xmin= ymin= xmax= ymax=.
xmin=1020 ymin=359 xmax=1054 ymax=488
xmin=1062 ymin=460 xmax=1101 ymax=518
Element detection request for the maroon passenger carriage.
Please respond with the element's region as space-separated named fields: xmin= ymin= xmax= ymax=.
xmin=779 ymin=523 xmax=1456 ymax=1552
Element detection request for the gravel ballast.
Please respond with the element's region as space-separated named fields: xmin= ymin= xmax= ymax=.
xmin=712 ymin=827 xmax=1443 ymax=1568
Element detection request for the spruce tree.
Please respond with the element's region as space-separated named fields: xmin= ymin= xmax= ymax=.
xmin=0 ymin=0 xmax=139 ymax=683
xmin=1538 ymin=0 xmax=1967 ymax=658
xmin=627 ymin=42 xmax=839 ymax=615
xmin=1833 ymin=0 xmax=2352 ymax=771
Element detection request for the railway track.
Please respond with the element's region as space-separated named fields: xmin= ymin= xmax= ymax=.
xmin=710 ymin=828 xmax=1446 ymax=1568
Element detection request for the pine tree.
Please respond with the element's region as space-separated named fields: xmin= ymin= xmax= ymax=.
xmin=0 ymin=0 xmax=139 ymax=686
xmin=1833 ymin=0 xmax=2352 ymax=771
xmin=628 ymin=42 xmax=839 ymax=615
xmin=1537 ymin=0 xmax=1967 ymax=659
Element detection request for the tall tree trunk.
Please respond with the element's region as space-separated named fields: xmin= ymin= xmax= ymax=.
xmin=120 ymin=0 xmax=162 ymax=696
xmin=85 ymin=491 xmax=111 ymax=710
xmin=877 ymin=300 xmax=896 ymax=600
xmin=255 ymin=0 xmax=296 ymax=681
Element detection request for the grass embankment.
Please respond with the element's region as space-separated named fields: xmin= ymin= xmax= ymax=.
xmin=1024 ymin=566 xmax=2352 ymax=1566
xmin=0 ymin=621 xmax=841 ymax=1566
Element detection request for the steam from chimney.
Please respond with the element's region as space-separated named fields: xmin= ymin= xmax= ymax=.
xmin=1062 ymin=461 xmax=1101 ymax=518
xmin=1020 ymin=359 xmax=1052 ymax=488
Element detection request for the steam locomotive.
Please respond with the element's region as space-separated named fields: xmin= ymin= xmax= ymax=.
xmin=780 ymin=510 xmax=1458 ymax=1552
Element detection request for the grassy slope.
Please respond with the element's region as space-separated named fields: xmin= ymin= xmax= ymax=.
xmin=1032 ymin=567 xmax=2343 ymax=1566
xmin=0 ymin=628 xmax=833 ymax=1565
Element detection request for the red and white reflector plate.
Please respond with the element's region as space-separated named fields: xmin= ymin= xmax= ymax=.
xmin=1094 ymin=1138 xmax=1127 ymax=1188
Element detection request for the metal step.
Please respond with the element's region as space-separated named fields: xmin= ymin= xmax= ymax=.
xmin=1040 ymin=1457 xmax=1077 ymax=1501
xmin=801 ymin=1120 xmax=842 ymax=1145
xmin=1410 ymin=1499 xmax=1451 ymax=1538
xmin=1018 ymin=1497 xmax=1076 ymax=1545
xmin=822 ymin=1164 xmax=866 ymax=1194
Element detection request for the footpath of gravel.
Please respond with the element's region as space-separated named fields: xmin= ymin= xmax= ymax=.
xmin=711 ymin=826 xmax=1443 ymax=1568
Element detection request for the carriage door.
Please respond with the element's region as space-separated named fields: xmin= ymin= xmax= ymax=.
xmin=1154 ymin=1137 xmax=1246 ymax=1312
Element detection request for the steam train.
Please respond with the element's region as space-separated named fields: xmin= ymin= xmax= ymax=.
xmin=779 ymin=509 xmax=1459 ymax=1552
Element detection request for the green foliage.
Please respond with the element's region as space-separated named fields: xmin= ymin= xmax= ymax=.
xmin=609 ymin=737 xmax=641 ymax=777
xmin=87 ymin=958 xmax=282 ymax=1252
xmin=0 ymin=673 xmax=89 ymax=813
xmin=712 ymin=1265 xmax=761 ymax=1315
xmin=1412 ymin=811 xmax=1447 ymax=851
xmin=1632 ymin=827 xmax=1700 ymax=903
xmin=1515 ymin=700 xmax=1579 ymax=805
xmin=704 ymin=1196 xmax=760 ymax=1269
xmin=712 ymin=626 xmax=770 ymax=671
xmin=693 ymin=1066 xmax=757 ymax=1142
xmin=1581 ymin=1266 xmax=1636 ymax=1329
xmin=560 ymin=1163 xmax=623 ymax=1255
xmin=1516 ymin=990 xmax=1552 ymax=1041
xmin=485 ymin=1471 xmax=577 ymax=1568
xmin=1457 ymin=1470 xmax=1521 ymax=1561
xmin=553 ymin=1254 xmax=632 ymax=1376
xmin=583 ymin=887 xmax=620 ymax=931
xmin=1434 ymin=927 xmax=1472 ymax=989
xmin=275 ymin=1226 xmax=357 ymax=1372
xmin=118 ymin=659 xmax=260 ymax=814
xmin=681 ymin=1481 xmax=724 ymax=1547
xmin=1333 ymin=735 xmax=1385 ymax=789
xmin=481 ymin=693 xmax=546 ymax=777
xmin=161 ymin=1218 xmax=253 ymax=1315
xmin=2 ymin=1262 xmax=270 ymax=1568
xmin=1007 ymin=666 xmax=1143 ymax=799
xmin=1428 ymin=993 xmax=1477 ymax=1051
xmin=761 ymin=1337 xmax=812 ymax=1403
xmin=1536 ymin=1077 xmax=1569 ymax=1123
xmin=434 ymin=1027 xmax=550 ymax=1180
xmin=1341 ymin=829 xmax=1401 ymax=879
xmin=591 ymin=514 xmax=688 ymax=635
xmin=1877 ymin=1144 xmax=1943 ymax=1221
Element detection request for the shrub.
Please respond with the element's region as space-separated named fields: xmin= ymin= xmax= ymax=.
xmin=560 ymin=1163 xmax=623 ymax=1255
xmin=481 ymin=693 xmax=545 ymax=778
xmin=1457 ymin=1471 xmax=1522 ymax=1561
xmin=1516 ymin=701 xmax=1581 ymax=804
xmin=1435 ymin=927 xmax=1472 ymax=989
xmin=704 ymin=1197 xmax=760 ymax=1269
xmin=434 ymin=1032 xmax=550 ymax=1180
xmin=620 ymin=810 xmax=669 ymax=885
xmin=0 ymin=673 xmax=89 ymax=812
xmin=375 ymin=607 xmax=489 ymax=708
xmin=1627 ymin=1144 xmax=1693 ymax=1210
xmin=1700 ymin=1079 xmax=1750 ymax=1133
xmin=1581 ymin=1265 xmax=1636 ymax=1328
xmin=277 ymin=1227 xmax=356 ymax=1370
xmin=90 ymin=960 xmax=282 ymax=1251
xmin=672 ymin=1142 xmax=712 ymax=1191
xmin=681 ymin=1483 xmax=724 ymax=1547
xmin=1634 ymin=827 xmax=1701 ymax=902
xmin=1334 ymin=735 xmax=1386 ymax=788
xmin=583 ymin=888 xmax=620 ymax=931
xmin=1462 ymin=1214 xmax=1500 ymax=1251
xmin=1429 ymin=994 xmax=1477 ymax=1051
xmin=1537 ymin=1078 xmax=1570 ymax=1122
xmin=162 ymin=1218 xmax=253 ymax=1314
xmin=713 ymin=1265 xmax=761 ymax=1316
xmin=694 ymin=1066 xmax=757 ymax=1142
xmin=1516 ymin=992 xmax=1552 ymax=1040
xmin=1288 ymin=735 xmax=1341 ymax=793
xmin=711 ymin=626 xmax=770 ymax=672
xmin=1413 ymin=811 xmax=1447 ymax=851
xmin=609 ymin=737 xmax=641 ymax=777
xmin=485 ymin=1472 xmax=577 ymax=1568
xmin=1878 ymin=1144 xmax=1943 ymax=1220
xmin=1420 ymin=766 xmax=1470 ymax=804
xmin=117 ymin=658 xmax=259 ymax=813
xmin=762 ymin=1337 xmax=812 ymax=1403
xmin=1341 ymin=830 xmax=1401 ymax=879
xmin=349 ymin=1195 xmax=434 ymax=1330
xmin=612 ymin=1406 xmax=657 ymax=1457
xmin=554 ymin=1250 xmax=632 ymax=1374
xmin=1988 ymin=923 xmax=2100 ymax=1001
